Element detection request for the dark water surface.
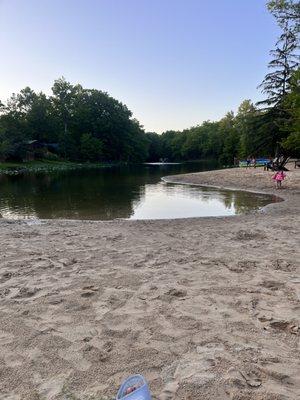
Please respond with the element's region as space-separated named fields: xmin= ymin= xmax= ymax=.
xmin=0 ymin=162 xmax=279 ymax=220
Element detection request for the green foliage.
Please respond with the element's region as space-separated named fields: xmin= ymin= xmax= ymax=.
xmin=283 ymin=68 xmax=300 ymax=132
xmin=258 ymin=27 xmax=298 ymax=107
xmin=255 ymin=0 xmax=299 ymax=157
xmin=0 ymin=1 xmax=298 ymax=165
xmin=282 ymin=131 xmax=300 ymax=152
xmin=267 ymin=0 xmax=300 ymax=29
xmin=0 ymin=138 xmax=11 ymax=161
xmin=0 ymin=78 xmax=148 ymax=163
xmin=80 ymin=133 xmax=103 ymax=161
xmin=281 ymin=69 xmax=300 ymax=155
xmin=145 ymin=132 xmax=162 ymax=161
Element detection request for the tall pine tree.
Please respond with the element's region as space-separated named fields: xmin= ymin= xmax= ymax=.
xmin=256 ymin=1 xmax=299 ymax=166
xmin=258 ymin=1 xmax=299 ymax=107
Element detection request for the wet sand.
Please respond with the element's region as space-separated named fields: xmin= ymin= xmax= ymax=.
xmin=0 ymin=166 xmax=299 ymax=400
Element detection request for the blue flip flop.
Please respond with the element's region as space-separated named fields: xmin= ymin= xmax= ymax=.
xmin=116 ymin=374 xmax=152 ymax=400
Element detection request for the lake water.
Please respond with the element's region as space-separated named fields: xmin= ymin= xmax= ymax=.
xmin=0 ymin=162 xmax=279 ymax=220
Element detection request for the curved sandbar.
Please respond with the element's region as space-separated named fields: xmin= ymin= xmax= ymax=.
xmin=0 ymin=167 xmax=299 ymax=400
xmin=163 ymin=165 xmax=300 ymax=215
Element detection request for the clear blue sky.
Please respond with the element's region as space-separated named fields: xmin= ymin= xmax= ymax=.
xmin=0 ymin=0 xmax=279 ymax=133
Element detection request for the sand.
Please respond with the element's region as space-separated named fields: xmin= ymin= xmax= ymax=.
xmin=0 ymin=166 xmax=299 ymax=400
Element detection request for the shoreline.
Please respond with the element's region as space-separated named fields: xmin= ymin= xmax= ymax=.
xmin=163 ymin=165 xmax=300 ymax=216
xmin=162 ymin=175 xmax=286 ymax=215
xmin=0 ymin=160 xmax=124 ymax=176
xmin=0 ymin=167 xmax=299 ymax=400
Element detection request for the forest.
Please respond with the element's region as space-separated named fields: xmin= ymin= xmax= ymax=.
xmin=0 ymin=0 xmax=299 ymax=166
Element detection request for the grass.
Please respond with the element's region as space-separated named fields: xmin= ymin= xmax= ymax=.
xmin=0 ymin=160 xmax=119 ymax=175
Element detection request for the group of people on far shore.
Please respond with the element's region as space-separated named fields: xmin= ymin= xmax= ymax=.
xmin=244 ymin=155 xmax=287 ymax=189
xmin=246 ymin=156 xmax=256 ymax=168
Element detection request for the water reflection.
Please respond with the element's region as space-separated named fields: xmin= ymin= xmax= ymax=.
xmin=130 ymin=183 xmax=280 ymax=219
xmin=0 ymin=162 xmax=280 ymax=220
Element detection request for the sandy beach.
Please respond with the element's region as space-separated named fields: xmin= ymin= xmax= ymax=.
xmin=0 ymin=166 xmax=299 ymax=400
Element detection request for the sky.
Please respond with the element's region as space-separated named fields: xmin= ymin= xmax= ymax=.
xmin=0 ymin=0 xmax=280 ymax=133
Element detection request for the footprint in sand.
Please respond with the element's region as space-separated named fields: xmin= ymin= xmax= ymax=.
xmin=37 ymin=374 xmax=66 ymax=399
xmin=0 ymin=330 xmax=14 ymax=346
xmin=13 ymin=286 xmax=40 ymax=299
xmin=224 ymin=366 xmax=262 ymax=396
xmin=0 ymin=288 xmax=10 ymax=297
xmin=260 ymin=280 xmax=285 ymax=291
xmin=1 ymin=272 xmax=13 ymax=282
xmin=106 ymin=233 xmax=123 ymax=241
xmin=11 ymin=231 xmax=40 ymax=239
xmin=257 ymin=313 xmax=299 ymax=335
xmin=80 ymin=285 xmax=99 ymax=298
xmin=234 ymin=230 xmax=266 ymax=241
xmin=272 ymin=259 xmax=296 ymax=272
xmin=0 ymin=394 xmax=21 ymax=400
xmin=58 ymin=257 xmax=77 ymax=267
xmin=177 ymin=278 xmax=193 ymax=287
xmin=58 ymin=346 xmax=91 ymax=371
xmin=268 ymin=320 xmax=299 ymax=334
xmin=159 ymin=288 xmax=187 ymax=302
xmin=159 ymin=381 xmax=179 ymax=400
xmin=83 ymin=340 xmax=113 ymax=361
xmin=227 ymin=260 xmax=256 ymax=273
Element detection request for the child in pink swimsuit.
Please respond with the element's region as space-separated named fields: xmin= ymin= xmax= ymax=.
xmin=273 ymin=170 xmax=286 ymax=189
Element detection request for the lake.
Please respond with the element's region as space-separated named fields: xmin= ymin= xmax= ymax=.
xmin=0 ymin=161 xmax=279 ymax=220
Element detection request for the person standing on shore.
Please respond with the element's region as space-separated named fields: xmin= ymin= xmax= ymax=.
xmin=273 ymin=170 xmax=286 ymax=189
xmin=246 ymin=156 xmax=251 ymax=168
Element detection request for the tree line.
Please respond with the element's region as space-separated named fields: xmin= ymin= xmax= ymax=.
xmin=0 ymin=0 xmax=299 ymax=165
xmin=0 ymin=78 xmax=149 ymax=163
xmin=147 ymin=0 xmax=299 ymax=165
